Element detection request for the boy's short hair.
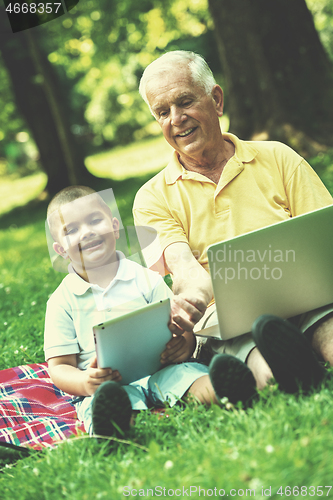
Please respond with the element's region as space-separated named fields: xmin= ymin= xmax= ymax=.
xmin=47 ymin=185 xmax=112 ymax=240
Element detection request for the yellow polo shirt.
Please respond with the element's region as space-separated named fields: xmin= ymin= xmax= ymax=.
xmin=133 ymin=133 xmax=333 ymax=273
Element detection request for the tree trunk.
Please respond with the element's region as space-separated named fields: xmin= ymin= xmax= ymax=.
xmin=208 ymin=0 xmax=333 ymax=156
xmin=0 ymin=8 xmax=94 ymax=196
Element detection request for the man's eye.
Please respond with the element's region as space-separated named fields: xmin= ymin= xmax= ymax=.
xmin=159 ymin=110 xmax=169 ymax=118
xmin=182 ymin=100 xmax=192 ymax=107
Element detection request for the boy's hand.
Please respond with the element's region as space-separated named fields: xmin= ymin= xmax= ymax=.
xmin=83 ymin=356 xmax=121 ymax=395
xmin=160 ymin=331 xmax=196 ymax=365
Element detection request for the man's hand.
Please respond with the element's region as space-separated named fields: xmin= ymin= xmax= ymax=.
xmin=83 ymin=356 xmax=121 ymax=396
xmin=160 ymin=331 xmax=196 ymax=365
xmin=169 ymin=294 xmax=207 ymax=335
xmin=164 ymin=242 xmax=213 ymax=333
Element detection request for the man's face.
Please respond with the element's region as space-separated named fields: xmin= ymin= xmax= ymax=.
xmin=146 ymin=66 xmax=223 ymax=162
xmin=52 ymin=195 xmax=119 ymax=272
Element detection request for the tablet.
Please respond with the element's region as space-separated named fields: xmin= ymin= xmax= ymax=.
xmin=93 ymin=298 xmax=171 ymax=385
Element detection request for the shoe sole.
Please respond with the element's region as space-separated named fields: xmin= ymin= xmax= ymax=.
xmin=92 ymin=381 xmax=132 ymax=437
xmin=252 ymin=314 xmax=326 ymax=393
xmin=209 ymin=354 xmax=257 ymax=407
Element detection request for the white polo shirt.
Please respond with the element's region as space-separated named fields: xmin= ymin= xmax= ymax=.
xmin=44 ymin=252 xmax=172 ymax=370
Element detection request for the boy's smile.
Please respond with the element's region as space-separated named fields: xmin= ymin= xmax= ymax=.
xmin=80 ymin=238 xmax=103 ymax=251
xmin=52 ymin=196 xmax=120 ymax=276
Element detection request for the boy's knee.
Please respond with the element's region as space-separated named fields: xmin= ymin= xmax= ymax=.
xmin=312 ymin=313 xmax=333 ymax=364
xmin=186 ymin=375 xmax=218 ymax=405
xmin=246 ymin=347 xmax=274 ymax=390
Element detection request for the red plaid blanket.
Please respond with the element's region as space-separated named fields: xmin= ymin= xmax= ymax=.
xmin=0 ymin=363 xmax=85 ymax=450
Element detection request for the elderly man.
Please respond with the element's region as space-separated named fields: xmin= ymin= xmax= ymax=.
xmin=133 ymin=50 xmax=333 ymax=397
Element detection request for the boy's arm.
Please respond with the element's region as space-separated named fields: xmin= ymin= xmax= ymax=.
xmin=48 ymin=354 xmax=121 ymax=397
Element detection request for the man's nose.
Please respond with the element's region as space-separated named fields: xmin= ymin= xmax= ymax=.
xmin=170 ymin=106 xmax=186 ymax=126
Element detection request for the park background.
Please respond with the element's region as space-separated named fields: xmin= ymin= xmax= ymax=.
xmin=1 ymin=0 xmax=333 ymax=498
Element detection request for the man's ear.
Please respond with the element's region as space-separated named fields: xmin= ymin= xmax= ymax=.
xmin=53 ymin=241 xmax=68 ymax=259
xmin=212 ymin=85 xmax=224 ymax=117
xmin=112 ymin=217 xmax=120 ymax=239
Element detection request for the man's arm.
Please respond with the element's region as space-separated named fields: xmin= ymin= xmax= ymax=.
xmin=48 ymin=354 xmax=120 ymax=396
xmin=164 ymin=242 xmax=213 ymax=331
xmin=286 ymin=158 xmax=333 ymax=215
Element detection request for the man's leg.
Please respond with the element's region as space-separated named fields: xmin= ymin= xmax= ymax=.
xmin=311 ymin=313 xmax=333 ymax=364
xmin=250 ymin=306 xmax=333 ymax=391
xmin=209 ymin=332 xmax=274 ymax=391
xmin=195 ymin=305 xmax=273 ymax=391
xmin=252 ymin=315 xmax=326 ymax=393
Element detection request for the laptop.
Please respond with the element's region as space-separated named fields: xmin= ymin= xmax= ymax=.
xmin=93 ymin=298 xmax=171 ymax=385
xmin=201 ymin=204 xmax=333 ymax=340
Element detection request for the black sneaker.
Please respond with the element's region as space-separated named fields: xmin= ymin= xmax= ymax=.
xmin=92 ymin=381 xmax=132 ymax=437
xmin=252 ymin=314 xmax=326 ymax=394
xmin=209 ymin=353 xmax=257 ymax=407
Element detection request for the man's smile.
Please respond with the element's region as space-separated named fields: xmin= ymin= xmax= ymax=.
xmin=176 ymin=127 xmax=196 ymax=138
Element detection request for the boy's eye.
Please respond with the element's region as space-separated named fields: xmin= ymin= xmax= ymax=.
xmin=91 ymin=218 xmax=102 ymax=225
xmin=65 ymin=227 xmax=77 ymax=236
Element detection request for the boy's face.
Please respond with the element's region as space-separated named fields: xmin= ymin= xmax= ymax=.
xmin=52 ymin=196 xmax=119 ymax=272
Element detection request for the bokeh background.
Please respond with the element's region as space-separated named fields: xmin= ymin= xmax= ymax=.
xmin=0 ymin=0 xmax=333 ymax=206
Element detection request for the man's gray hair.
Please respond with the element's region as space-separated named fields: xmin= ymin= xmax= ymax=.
xmin=139 ymin=50 xmax=216 ymax=106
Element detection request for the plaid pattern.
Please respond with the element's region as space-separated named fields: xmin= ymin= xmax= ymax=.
xmin=0 ymin=363 xmax=85 ymax=450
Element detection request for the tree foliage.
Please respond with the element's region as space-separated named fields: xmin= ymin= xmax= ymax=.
xmin=307 ymin=0 xmax=333 ymax=60
xmin=208 ymin=0 xmax=333 ymax=154
xmin=1 ymin=0 xmax=333 ymax=185
xmin=0 ymin=0 xmax=214 ymax=184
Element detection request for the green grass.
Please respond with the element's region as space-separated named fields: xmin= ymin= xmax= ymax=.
xmin=0 ymin=171 xmax=47 ymax=215
xmin=85 ymin=135 xmax=173 ymax=181
xmin=1 ymin=143 xmax=333 ymax=499
xmin=2 ymin=387 xmax=333 ymax=499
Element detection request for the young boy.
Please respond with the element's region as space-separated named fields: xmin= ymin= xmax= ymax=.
xmin=44 ymin=186 xmax=256 ymax=436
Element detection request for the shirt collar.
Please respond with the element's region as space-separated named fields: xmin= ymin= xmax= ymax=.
xmin=65 ymin=251 xmax=136 ymax=295
xmin=112 ymin=251 xmax=136 ymax=283
xmin=165 ymin=132 xmax=259 ymax=185
xmin=165 ymin=151 xmax=184 ymax=185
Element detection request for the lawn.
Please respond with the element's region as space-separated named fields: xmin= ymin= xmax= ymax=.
xmin=1 ymin=141 xmax=333 ymax=499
